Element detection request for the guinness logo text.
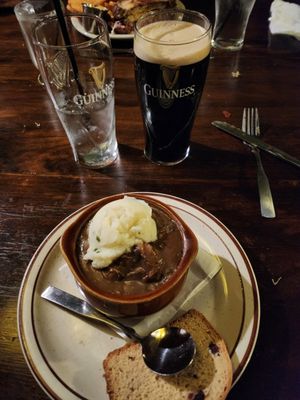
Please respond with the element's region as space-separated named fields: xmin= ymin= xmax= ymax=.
xmin=73 ymin=81 xmax=114 ymax=106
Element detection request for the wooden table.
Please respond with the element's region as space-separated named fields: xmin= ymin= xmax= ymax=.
xmin=1 ymin=1 xmax=299 ymax=399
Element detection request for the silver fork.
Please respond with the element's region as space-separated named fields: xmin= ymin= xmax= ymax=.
xmin=242 ymin=108 xmax=276 ymax=218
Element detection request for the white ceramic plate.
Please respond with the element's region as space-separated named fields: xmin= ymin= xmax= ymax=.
xmin=17 ymin=192 xmax=260 ymax=400
xmin=72 ymin=0 xmax=185 ymax=41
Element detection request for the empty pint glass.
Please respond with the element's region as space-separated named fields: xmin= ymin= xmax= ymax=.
xmin=34 ymin=14 xmax=118 ymax=168
xmin=212 ymin=0 xmax=256 ymax=50
xmin=134 ymin=9 xmax=211 ymax=165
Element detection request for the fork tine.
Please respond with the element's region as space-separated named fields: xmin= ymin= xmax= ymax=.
xmin=254 ymin=107 xmax=260 ymax=136
xmin=248 ymin=107 xmax=252 ymax=135
xmin=246 ymin=107 xmax=257 ymax=136
xmin=242 ymin=108 xmax=247 ymax=132
xmin=244 ymin=107 xmax=251 ymax=134
xmin=250 ymin=107 xmax=254 ymax=136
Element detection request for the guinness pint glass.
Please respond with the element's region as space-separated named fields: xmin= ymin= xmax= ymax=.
xmin=134 ymin=9 xmax=211 ymax=165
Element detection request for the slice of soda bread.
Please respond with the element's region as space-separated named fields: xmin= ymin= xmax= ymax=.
xmin=103 ymin=309 xmax=232 ymax=400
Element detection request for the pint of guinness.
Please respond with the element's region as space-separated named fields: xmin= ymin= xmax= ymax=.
xmin=134 ymin=9 xmax=211 ymax=165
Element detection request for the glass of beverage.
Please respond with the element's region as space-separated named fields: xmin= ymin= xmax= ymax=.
xmin=34 ymin=14 xmax=118 ymax=169
xmin=14 ymin=0 xmax=56 ymax=70
xmin=212 ymin=0 xmax=256 ymax=51
xmin=134 ymin=9 xmax=211 ymax=165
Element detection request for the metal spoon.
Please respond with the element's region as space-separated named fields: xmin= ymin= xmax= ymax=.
xmin=41 ymin=286 xmax=196 ymax=375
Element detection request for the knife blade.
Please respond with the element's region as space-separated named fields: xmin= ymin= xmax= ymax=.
xmin=212 ymin=121 xmax=300 ymax=168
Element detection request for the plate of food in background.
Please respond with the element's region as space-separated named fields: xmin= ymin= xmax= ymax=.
xmin=67 ymin=0 xmax=185 ymax=39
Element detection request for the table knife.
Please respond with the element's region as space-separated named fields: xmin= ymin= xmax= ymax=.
xmin=212 ymin=121 xmax=300 ymax=168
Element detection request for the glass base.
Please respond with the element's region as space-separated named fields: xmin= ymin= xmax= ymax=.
xmin=144 ymin=147 xmax=190 ymax=166
xmin=211 ymin=39 xmax=244 ymax=51
xmin=77 ymin=149 xmax=119 ymax=169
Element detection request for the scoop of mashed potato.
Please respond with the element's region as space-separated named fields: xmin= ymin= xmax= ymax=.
xmin=83 ymin=196 xmax=157 ymax=268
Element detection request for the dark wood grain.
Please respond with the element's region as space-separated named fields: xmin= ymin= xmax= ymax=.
xmin=1 ymin=1 xmax=300 ymax=399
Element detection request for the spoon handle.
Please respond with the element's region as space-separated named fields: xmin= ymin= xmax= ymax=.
xmin=41 ymin=286 xmax=140 ymax=341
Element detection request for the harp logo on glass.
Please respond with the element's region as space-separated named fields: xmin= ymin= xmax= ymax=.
xmin=73 ymin=62 xmax=114 ymax=106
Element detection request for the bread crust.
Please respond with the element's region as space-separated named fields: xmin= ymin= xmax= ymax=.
xmin=103 ymin=309 xmax=232 ymax=400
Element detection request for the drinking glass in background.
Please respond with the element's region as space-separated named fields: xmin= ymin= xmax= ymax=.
xmin=34 ymin=14 xmax=118 ymax=169
xmin=212 ymin=0 xmax=256 ymax=51
xmin=14 ymin=0 xmax=56 ymax=69
xmin=134 ymin=9 xmax=211 ymax=166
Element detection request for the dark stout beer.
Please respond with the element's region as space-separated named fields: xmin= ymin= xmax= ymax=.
xmin=134 ymin=13 xmax=211 ymax=165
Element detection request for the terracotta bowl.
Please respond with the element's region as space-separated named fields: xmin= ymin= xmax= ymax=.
xmin=60 ymin=193 xmax=198 ymax=317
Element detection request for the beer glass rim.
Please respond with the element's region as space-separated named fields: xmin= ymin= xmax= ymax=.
xmin=134 ymin=8 xmax=211 ymax=45
xmin=14 ymin=0 xmax=52 ymax=14
xmin=33 ymin=14 xmax=109 ymax=50
xmin=14 ymin=1 xmax=53 ymax=19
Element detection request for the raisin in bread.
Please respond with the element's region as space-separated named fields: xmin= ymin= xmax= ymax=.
xmin=103 ymin=309 xmax=232 ymax=400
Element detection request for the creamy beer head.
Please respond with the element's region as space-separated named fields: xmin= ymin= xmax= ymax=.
xmin=134 ymin=20 xmax=211 ymax=66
